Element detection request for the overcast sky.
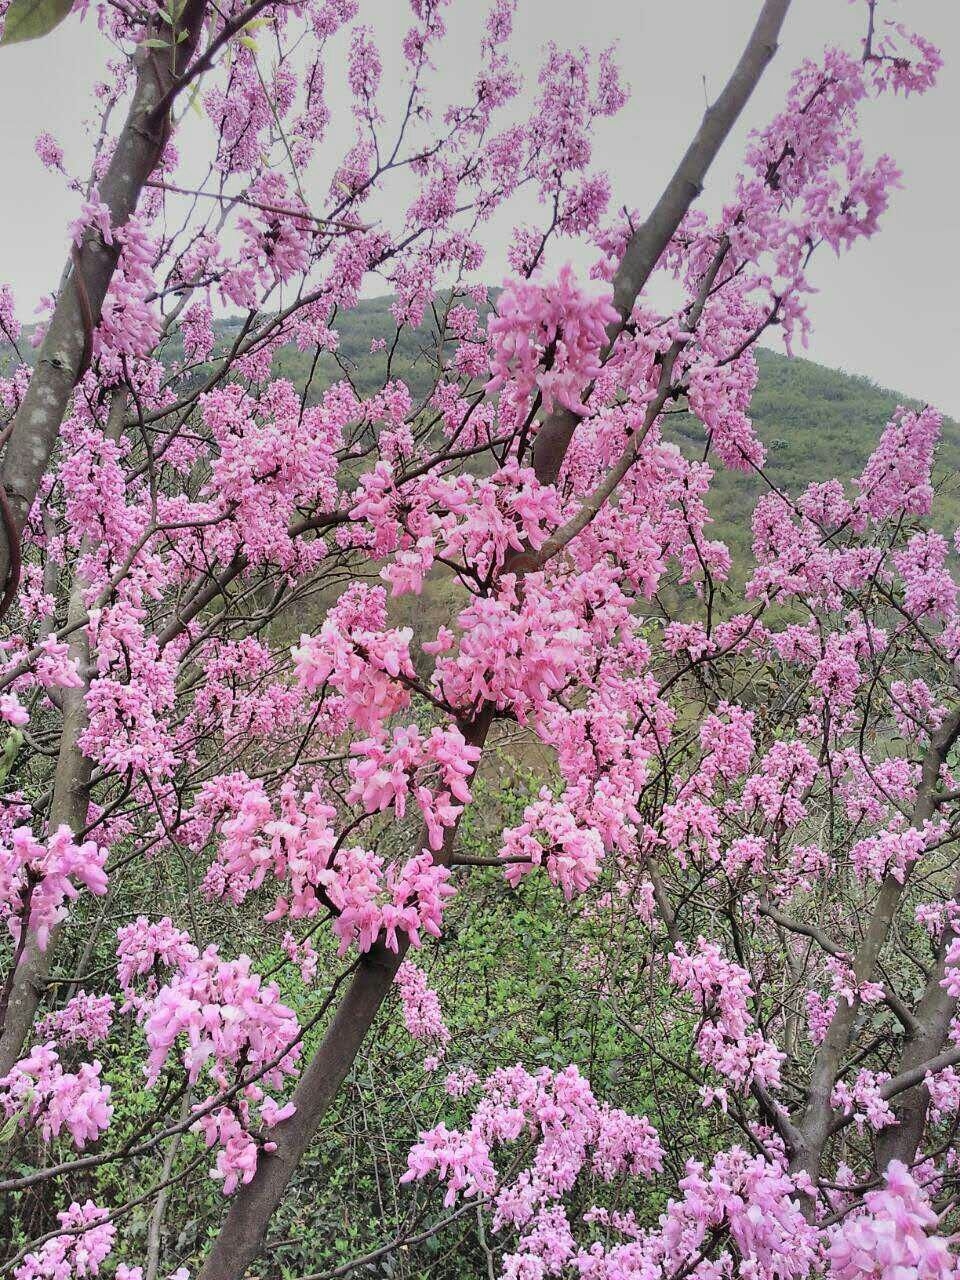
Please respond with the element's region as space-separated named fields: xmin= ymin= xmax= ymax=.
xmin=0 ymin=0 xmax=957 ymax=412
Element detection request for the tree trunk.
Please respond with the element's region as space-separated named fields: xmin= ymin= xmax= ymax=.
xmin=0 ymin=0 xmax=208 ymax=599
xmin=792 ymin=707 xmax=960 ymax=1183
xmin=877 ymin=862 xmax=960 ymax=1167
xmin=0 ymin=396 xmax=127 ymax=1075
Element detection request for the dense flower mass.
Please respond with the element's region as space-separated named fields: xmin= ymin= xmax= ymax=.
xmin=0 ymin=826 xmax=107 ymax=950
xmin=402 ymin=1063 xmax=664 ymax=1224
xmin=0 ymin=0 xmax=956 ymax=1277
xmin=12 ymin=1201 xmax=116 ymax=1280
xmin=0 ymin=1044 xmax=113 ymax=1148
xmin=827 ymin=1161 xmax=957 ymax=1280
xmin=486 ymin=266 xmax=619 ymax=419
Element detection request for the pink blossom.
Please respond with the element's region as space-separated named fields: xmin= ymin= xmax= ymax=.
xmin=14 ymin=1201 xmax=115 ymax=1280
xmin=0 ymin=1044 xmax=113 ymax=1148
xmin=396 ymin=961 xmax=450 ymax=1060
xmin=0 ymin=826 xmax=108 ymax=951
xmin=828 ymin=1160 xmax=957 ymax=1279
xmin=35 ymin=992 xmax=114 ymax=1048
xmin=486 ymin=265 xmax=618 ymax=419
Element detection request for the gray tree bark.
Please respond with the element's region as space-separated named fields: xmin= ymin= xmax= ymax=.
xmin=0 ymin=0 xmax=209 ymax=602
xmin=792 ymin=708 xmax=960 ymax=1184
xmin=0 ymin=395 xmax=127 ymax=1075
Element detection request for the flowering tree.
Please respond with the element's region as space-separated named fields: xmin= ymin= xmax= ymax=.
xmin=0 ymin=0 xmax=956 ymax=1276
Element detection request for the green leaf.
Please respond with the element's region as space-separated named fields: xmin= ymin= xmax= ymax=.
xmin=1 ymin=0 xmax=73 ymax=44
xmin=141 ymin=36 xmax=171 ymax=47
xmin=0 ymin=729 xmax=22 ymax=786
xmin=186 ymin=79 xmax=204 ymax=117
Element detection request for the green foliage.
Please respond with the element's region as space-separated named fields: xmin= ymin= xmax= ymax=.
xmin=0 ymin=0 xmax=73 ymax=44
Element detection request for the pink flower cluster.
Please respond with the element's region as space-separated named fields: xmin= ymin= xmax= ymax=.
xmin=940 ymin=937 xmax=960 ymax=1001
xmin=395 ymin=961 xmax=450 ymax=1062
xmin=141 ymin=947 xmax=300 ymax=1089
xmin=115 ymin=915 xmax=198 ymax=1006
xmin=126 ymin=938 xmax=302 ymax=1194
xmin=499 ymin=791 xmax=605 ymax=900
xmin=827 ymin=1160 xmax=957 ymax=1279
xmin=742 ymin=740 xmax=819 ymax=828
xmin=856 ymin=405 xmax=942 ymax=522
xmin=670 ymin=938 xmax=785 ymax=1098
xmin=0 ymin=825 xmax=108 ymax=950
xmin=35 ymin=992 xmax=115 ymax=1048
xmin=195 ymin=1096 xmax=296 ymax=1195
xmin=292 ymin=584 xmax=416 ymax=732
xmin=200 ymin=378 xmax=342 ymax=568
xmin=850 ymin=819 xmax=943 ymax=885
xmin=0 ymin=1043 xmax=112 ymax=1148
xmin=13 ymin=1201 xmax=115 ymax=1280
xmin=204 ymin=782 xmax=455 ymax=955
xmin=831 ymin=1069 xmax=896 ymax=1133
xmin=347 ymin=458 xmax=563 ymax=595
xmin=0 ymin=692 xmax=29 ymax=727
xmin=347 ymin=723 xmax=481 ymax=850
xmin=320 ymin=848 xmax=455 ymax=956
xmin=612 ymin=1148 xmax=817 ymax=1280
xmin=402 ymin=1064 xmax=663 ymax=1257
xmin=0 ymin=0 xmax=952 ymax=1266
xmin=404 ymin=1067 xmax=931 ymax=1279
xmin=486 ymin=265 xmax=618 ymax=420
xmin=433 ymin=576 xmax=589 ymax=723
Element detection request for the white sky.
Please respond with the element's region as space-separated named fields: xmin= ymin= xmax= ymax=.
xmin=0 ymin=0 xmax=957 ymax=412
